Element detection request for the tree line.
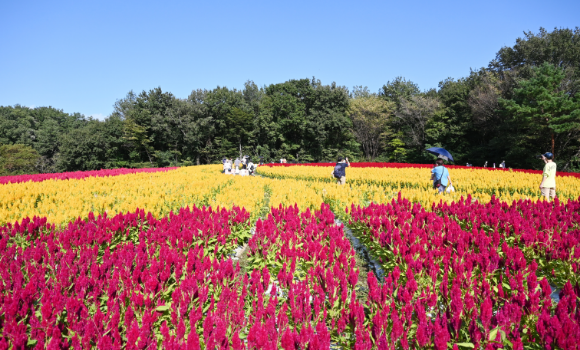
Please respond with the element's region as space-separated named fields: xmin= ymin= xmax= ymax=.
xmin=1 ymin=27 xmax=580 ymax=175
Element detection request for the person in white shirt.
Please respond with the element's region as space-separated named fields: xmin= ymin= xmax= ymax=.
xmin=224 ymin=159 xmax=232 ymax=174
xmin=247 ymin=161 xmax=256 ymax=176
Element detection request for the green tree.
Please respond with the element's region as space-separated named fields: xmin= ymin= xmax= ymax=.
xmin=257 ymin=78 xmax=357 ymax=162
xmin=349 ymin=96 xmax=394 ymax=161
xmin=123 ymin=117 xmax=155 ymax=164
xmin=500 ymin=62 xmax=580 ymax=157
xmin=379 ymin=77 xmax=421 ymax=107
xmin=350 ymin=85 xmax=373 ymax=99
xmin=57 ymin=118 xmax=126 ymax=171
xmin=0 ymin=105 xmax=89 ymax=171
xmin=429 ymin=77 xmax=475 ymax=164
xmin=394 ymin=95 xmax=443 ymax=160
xmin=227 ymin=107 xmax=254 ymax=159
xmin=186 ymin=89 xmax=214 ymax=165
xmin=0 ymin=144 xmax=40 ymax=175
xmin=202 ymin=86 xmax=251 ymax=162
xmin=491 ymin=27 xmax=580 ymax=96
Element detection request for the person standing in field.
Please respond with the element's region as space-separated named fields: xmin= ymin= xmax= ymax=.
xmin=234 ymin=157 xmax=241 ymax=170
xmin=224 ymin=159 xmax=232 ymax=174
xmin=431 ymin=158 xmax=451 ymax=193
xmin=333 ymin=157 xmax=350 ymax=185
xmin=247 ymin=160 xmax=256 ymax=176
xmin=539 ymin=152 xmax=557 ymax=201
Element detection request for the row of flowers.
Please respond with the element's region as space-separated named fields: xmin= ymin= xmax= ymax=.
xmin=0 ymin=166 xmax=231 ymax=225
xmin=257 ymin=165 xmax=580 ymax=204
xmin=348 ymin=195 xmax=580 ymax=349
xmin=2 ymin=197 xmax=579 ymax=348
xmin=0 ymin=167 xmax=179 ymax=185
xmin=266 ymin=162 xmax=580 ymax=179
xmin=242 ymin=204 xmax=362 ymax=348
xmin=0 ymin=203 xmax=365 ymax=348
xmin=5 ymin=164 xmax=580 ymax=228
xmin=0 ymin=206 xmax=252 ymax=349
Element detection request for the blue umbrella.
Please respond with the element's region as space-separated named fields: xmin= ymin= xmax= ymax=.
xmin=426 ymin=147 xmax=454 ymax=162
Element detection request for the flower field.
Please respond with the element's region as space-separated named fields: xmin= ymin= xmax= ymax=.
xmin=0 ymin=167 xmax=179 ymax=185
xmin=1 ymin=163 xmax=579 ymax=349
xmin=258 ymin=164 xmax=580 ymax=205
xmin=348 ymin=197 xmax=580 ymax=349
xmin=265 ymin=162 xmax=580 ymax=179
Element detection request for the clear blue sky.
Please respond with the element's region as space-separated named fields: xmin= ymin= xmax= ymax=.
xmin=1 ymin=0 xmax=578 ymax=119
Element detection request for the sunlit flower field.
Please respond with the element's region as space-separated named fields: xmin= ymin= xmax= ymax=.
xmin=1 ymin=163 xmax=578 ymax=349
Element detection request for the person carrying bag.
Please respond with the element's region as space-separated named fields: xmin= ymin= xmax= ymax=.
xmin=332 ymin=157 xmax=350 ymax=185
xmin=431 ymin=158 xmax=452 ymax=193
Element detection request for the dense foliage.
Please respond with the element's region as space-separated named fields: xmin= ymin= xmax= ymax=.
xmin=1 ymin=27 xmax=580 ymax=173
xmin=0 ymin=145 xmax=40 ymax=176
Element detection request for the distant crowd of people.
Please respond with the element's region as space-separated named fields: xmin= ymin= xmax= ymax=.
xmin=222 ymin=156 xmax=262 ymax=176
xmin=477 ymin=160 xmax=507 ymax=168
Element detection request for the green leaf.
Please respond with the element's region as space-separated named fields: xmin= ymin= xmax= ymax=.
xmin=455 ymin=343 xmax=474 ymax=348
xmin=156 ymin=305 xmax=171 ymax=312
xmin=27 ymin=339 xmax=38 ymax=347
xmin=499 ymin=329 xmax=507 ymax=342
xmin=489 ymin=327 xmax=499 ymax=341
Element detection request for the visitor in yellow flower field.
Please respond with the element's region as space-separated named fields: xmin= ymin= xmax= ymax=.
xmin=431 ymin=158 xmax=452 ymax=193
xmin=223 ymin=158 xmax=232 ymax=174
xmin=333 ymin=157 xmax=350 ymax=185
xmin=539 ymin=152 xmax=557 ymax=201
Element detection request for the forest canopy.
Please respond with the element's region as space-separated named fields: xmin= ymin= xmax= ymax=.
xmin=1 ymin=27 xmax=579 ymax=175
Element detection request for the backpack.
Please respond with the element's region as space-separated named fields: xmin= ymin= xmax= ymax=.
xmin=333 ymin=164 xmax=342 ymax=178
xmin=433 ymin=166 xmax=448 ymax=189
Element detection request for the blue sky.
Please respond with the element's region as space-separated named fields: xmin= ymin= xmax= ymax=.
xmin=1 ymin=0 xmax=578 ymax=119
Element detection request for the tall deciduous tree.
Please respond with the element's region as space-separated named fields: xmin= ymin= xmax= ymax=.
xmin=394 ymin=95 xmax=441 ymax=153
xmin=349 ymin=96 xmax=394 ymax=161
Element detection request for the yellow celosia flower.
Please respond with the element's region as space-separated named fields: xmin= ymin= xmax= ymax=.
xmin=3 ymin=164 xmax=580 ymax=226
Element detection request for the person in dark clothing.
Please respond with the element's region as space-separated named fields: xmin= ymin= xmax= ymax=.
xmin=333 ymin=157 xmax=350 ymax=185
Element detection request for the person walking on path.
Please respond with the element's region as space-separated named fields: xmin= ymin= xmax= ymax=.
xmin=333 ymin=157 xmax=350 ymax=185
xmin=539 ymin=152 xmax=557 ymax=201
xmin=431 ymin=158 xmax=452 ymax=193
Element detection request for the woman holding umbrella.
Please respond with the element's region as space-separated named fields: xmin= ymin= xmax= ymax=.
xmin=431 ymin=158 xmax=452 ymax=193
xmin=426 ymin=147 xmax=454 ymax=193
